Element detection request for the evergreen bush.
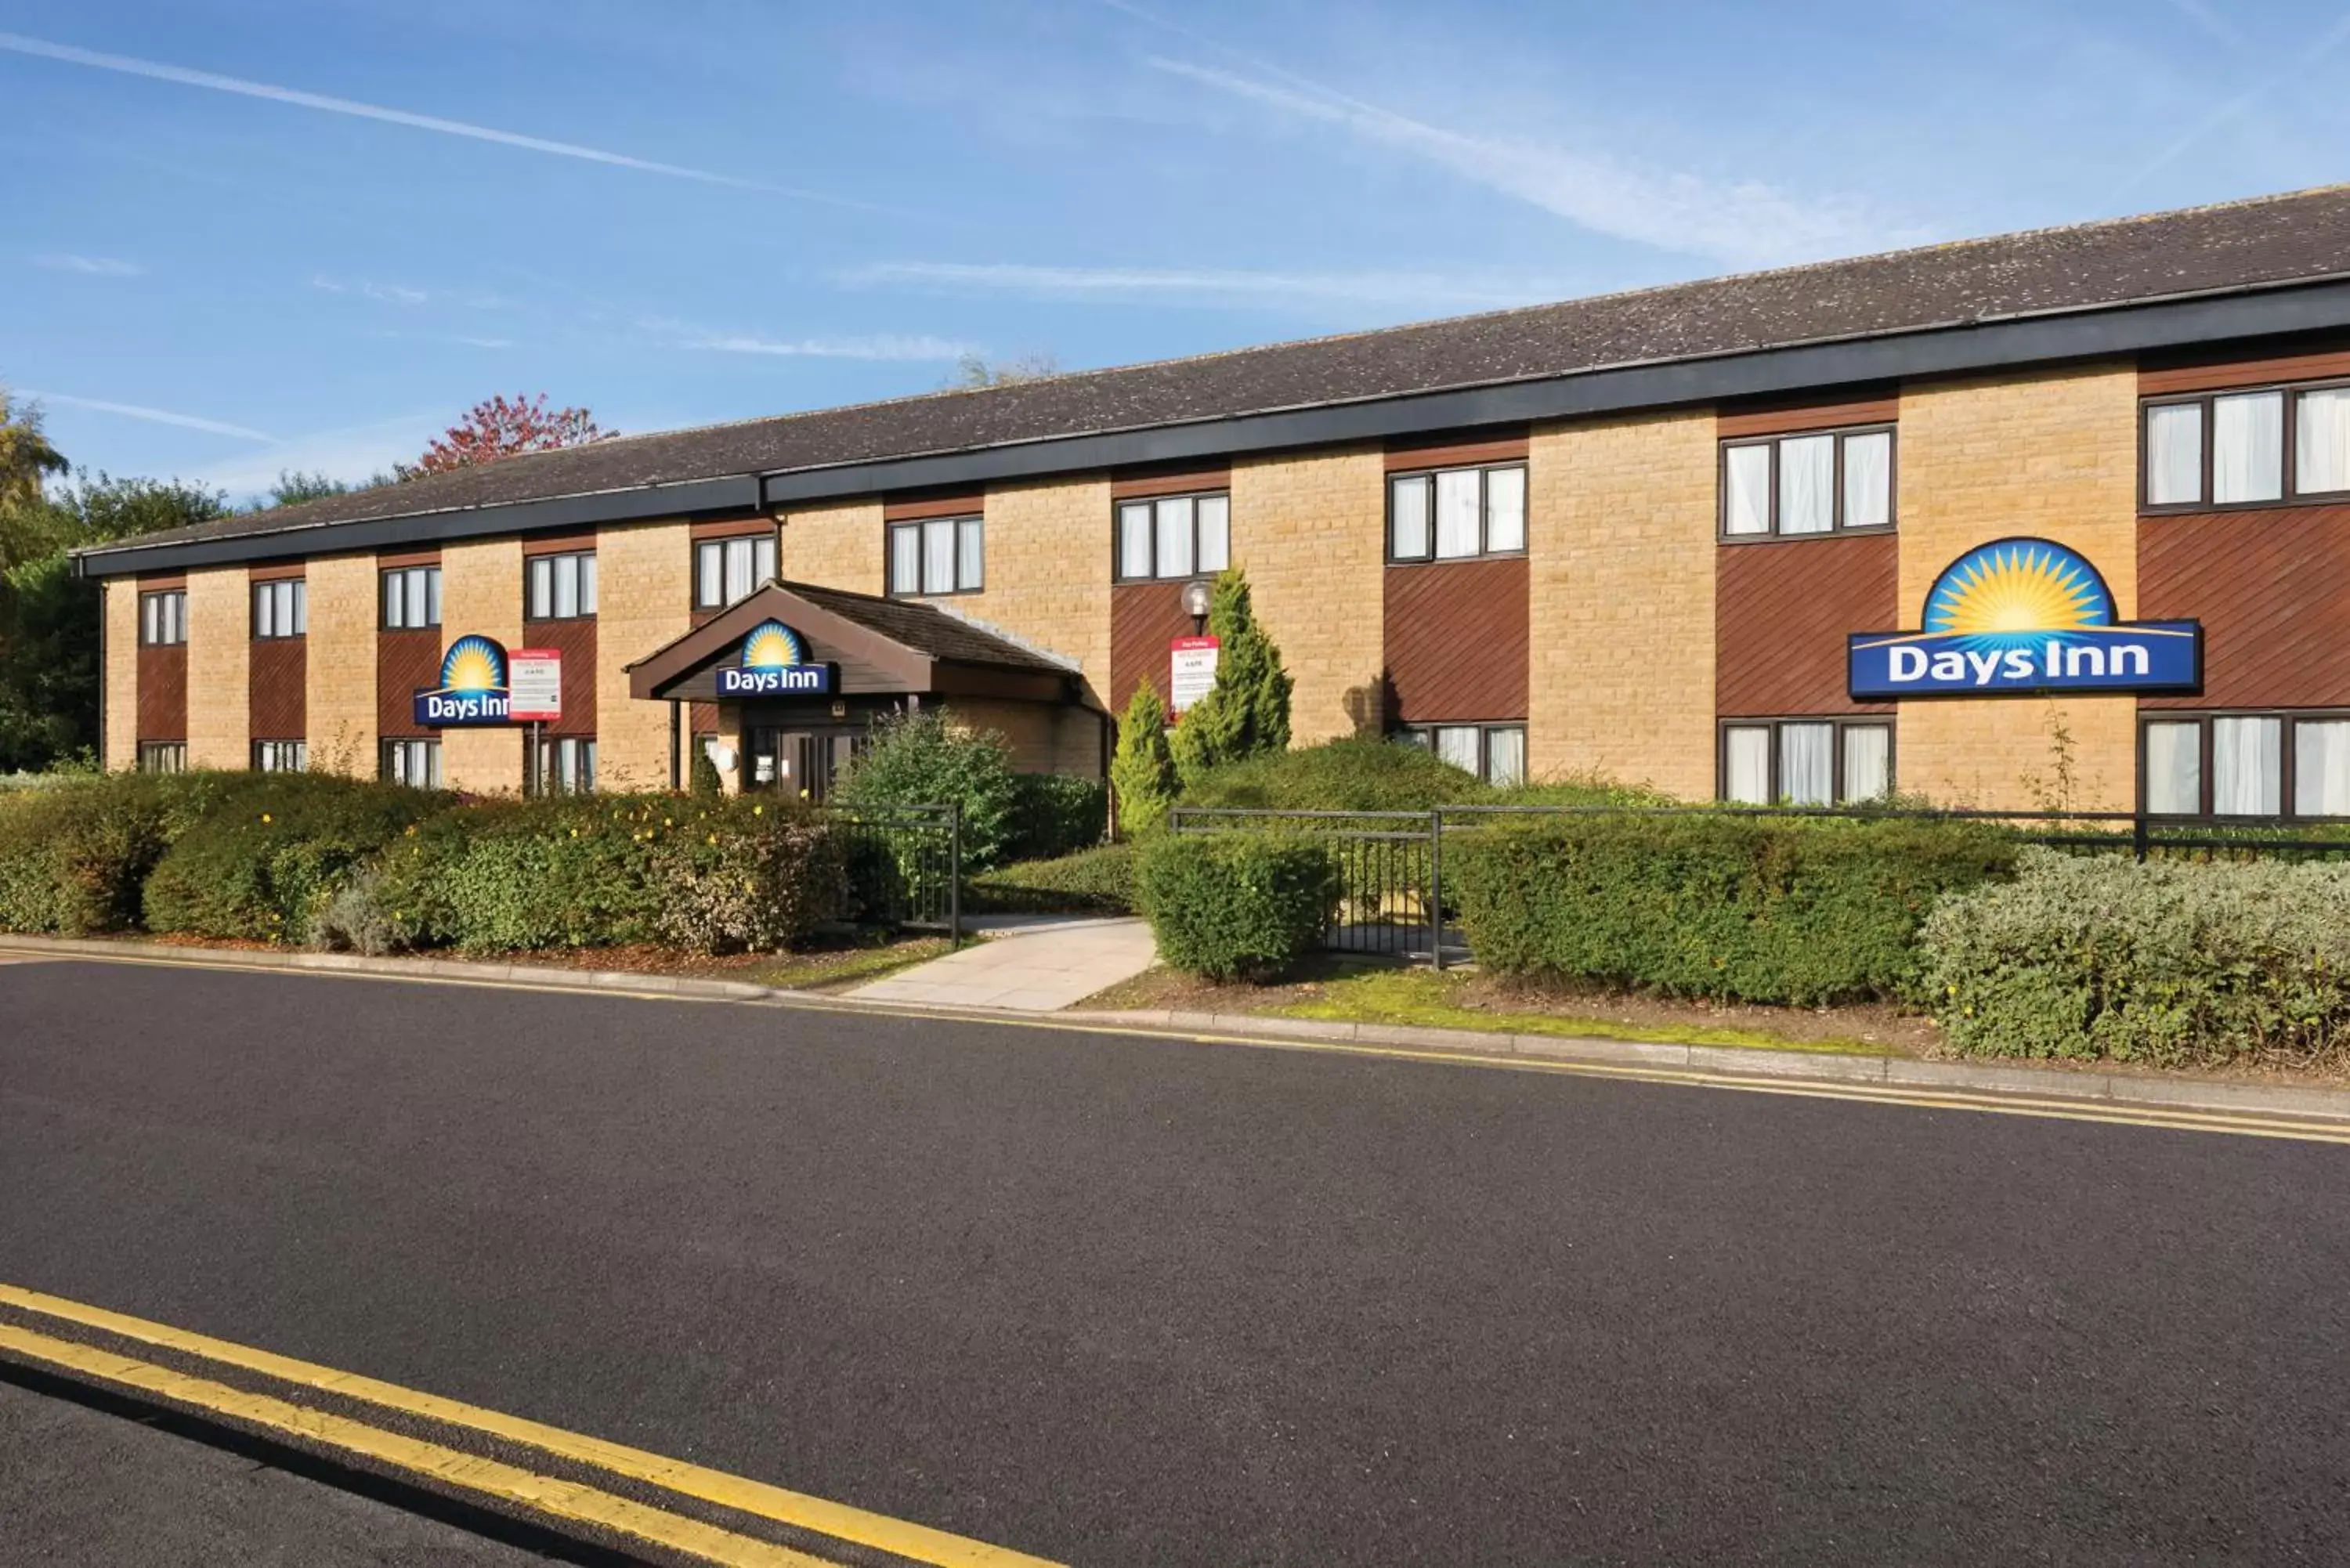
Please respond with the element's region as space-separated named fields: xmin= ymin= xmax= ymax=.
xmin=830 ymin=709 xmax=1022 ymax=869
xmin=0 ymin=771 xmax=228 ymax=934
xmin=1109 ymin=682 xmax=1179 ymax=836
xmin=970 ymin=840 xmax=1137 ymax=915
xmin=1136 ymin=831 xmax=1340 ymax=981
xmin=1169 ymin=569 xmax=1292 ymax=787
xmin=1005 ymin=771 xmax=1108 ymax=862
xmin=1184 ymin=735 xmax=1491 ymax=813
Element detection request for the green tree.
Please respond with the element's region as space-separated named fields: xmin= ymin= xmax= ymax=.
xmin=44 ymin=471 xmax=230 ymax=544
xmin=267 ymin=470 xmax=349 ymax=508
xmin=1109 ymin=681 xmax=1179 ymax=836
xmin=945 ymin=352 xmax=1060 ymax=388
xmin=0 ymin=389 xmax=70 ymax=569
xmin=1169 ymin=567 xmax=1292 ymax=788
xmin=830 ymin=707 xmax=1022 ymax=870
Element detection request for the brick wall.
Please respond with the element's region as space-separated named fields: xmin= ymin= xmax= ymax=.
xmin=595 ymin=519 xmax=691 ymax=791
xmin=304 ymin=553 xmax=378 ymax=776
xmin=953 ymin=477 xmax=1112 ymax=710
xmin=103 ymin=581 xmax=138 ymax=770
xmin=1895 ymin=364 xmax=2139 ymax=809
xmin=184 ymin=566 xmax=251 ymax=769
xmin=1527 ymin=411 xmax=1717 ymax=797
xmin=437 ymin=538 xmax=523 ymax=793
xmin=1227 ymin=446 xmax=1385 ymax=742
xmin=942 ymin=696 xmax=1104 ymax=775
xmin=779 ymin=499 xmax=884 ymax=594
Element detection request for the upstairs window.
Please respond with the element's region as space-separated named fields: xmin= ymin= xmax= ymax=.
xmin=139 ymin=589 xmax=186 ymax=646
xmin=888 ymin=517 xmax=983 ymax=597
xmin=2143 ymin=381 xmax=2350 ymax=508
xmin=1721 ymin=426 xmax=1894 ymax=538
xmin=381 ymin=565 xmax=443 ymax=630
xmin=694 ymin=534 xmax=776 ymax=610
xmin=526 ymin=551 xmax=598 ymax=620
xmin=1389 ymin=464 xmax=1526 ymax=562
xmin=1116 ymin=493 xmax=1231 ymax=581
xmin=252 ymin=578 xmax=306 ymax=640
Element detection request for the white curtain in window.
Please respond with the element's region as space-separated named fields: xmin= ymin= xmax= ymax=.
xmin=1434 ymin=469 xmax=1481 ymax=558
xmin=1842 ymin=432 xmax=1891 ymax=529
xmin=552 ymin=555 xmax=580 ymax=619
xmin=1723 ymin=727 xmax=1770 ymax=804
xmin=2213 ymin=392 xmax=2283 ymax=503
xmin=921 ymin=519 xmax=956 ymax=594
xmin=753 ymin=536 xmax=776 ymax=586
xmin=1118 ymin=503 xmax=1153 ymax=578
xmin=1196 ymin=495 xmax=1230 ymax=572
xmin=407 ymin=570 xmax=431 ymax=629
xmin=1434 ymin=725 xmax=1481 ymax=775
xmin=2295 ymin=720 xmax=2350 ymax=816
xmin=1390 ymin=475 xmax=1430 ymax=558
xmin=528 ymin=558 xmax=549 ymax=618
xmin=2144 ymin=721 xmax=2201 ymax=815
xmin=1724 ymin=444 xmax=1771 ymax=535
xmin=1484 ymin=726 xmax=1527 ymax=787
xmin=425 ymin=568 xmax=442 ymax=627
xmin=1155 ymin=497 xmax=1195 ymax=579
xmin=2298 ymin=388 xmax=2350 ymax=495
xmin=1777 ymin=435 xmax=1835 ymax=533
xmin=2213 ymin=716 xmax=2282 ymax=816
xmin=1842 ymin=724 xmax=1891 ymax=802
xmin=2145 ymin=403 xmax=2203 ymax=504
xmin=725 ymin=537 xmax=760 ymax=604
xmin=578 ymin=555 xmax=596 ymax=616
xmin=1778 ymin=722 xmax=1834 ymax=805
xmin=890 ymin=526 xmax=920 ymax=594
xmin=956 ymin=518 xmax=985 ymax=591
xmin=1484 ymin=467 xmax=1526 ymax=552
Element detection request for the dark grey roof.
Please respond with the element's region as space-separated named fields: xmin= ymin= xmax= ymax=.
xmin=78 ymin=183 xmax=2350 ymax=565
xmin=782 ymin=581 xmax=1074 ymax=673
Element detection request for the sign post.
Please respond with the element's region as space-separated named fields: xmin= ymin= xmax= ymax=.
xmin=1168 ymin=635 xmax=1220 ymax=716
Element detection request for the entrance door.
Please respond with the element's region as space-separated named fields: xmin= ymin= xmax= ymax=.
xmin=748 ymin=728 xmax=859 ymax=800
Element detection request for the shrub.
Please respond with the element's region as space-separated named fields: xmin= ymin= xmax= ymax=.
xmin=1917 ymin=847 xmax=2350 ymax=1066
xmin=971 ymin=840 xmax=1137 ymax=915
xmin=1453 ymin=812 xmax=2016 ymax=1006
xmin=0 ymin=771 xmax=232 ymax=934
xmin=689 ymin=743 xmax=723 ymax=798
xmin=1005 ymin=771 xmax=1108 ymax=863
xmin=1137 ymin=832 xmax=1341 ymax=982
xmin=831 ymin=709 xmax=1021 ymax=870
xmin=1184 ymin=735 xmax=1491 ymax=813
xmin=1109 ymin=682 xmax=1178 ymax=836
xmin=1169 ymin=569 xmax=1292 ymax=787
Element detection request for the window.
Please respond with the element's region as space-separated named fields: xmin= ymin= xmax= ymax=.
xmin=136 ymin=742 xmax=186 ymax=774
xmin=887 ymin=516 xmax=983 ymax=596
xmin=1719 ymin=719 xmax=1893 ymax=806
xmin=253 ymin=739 xmax=307 ymax=772
xmin=381 ymin=565 xmax=443 ymax=630
xmin=1115 ymin=492 xmax=1231 ymax=581
xmin=526 ymin=552 xmax=597 ymax=620
xmin=252 ymin=578 xmax=306 ymax=639
xmin=1720 ymin=427 xmax=1896 ymax=538
xmin=694 ymin=534 xmax=775 ymax=610
xmin=1388 ymin=464 xmax=1527 ymax=562
xmin=381 ymin=738 xmax=442 ymax=789
xmin=2142 ymin=380 xmax=2350 ymax=508
xmin=2139 ymin=711 xmax=2350 ymax=818
xmin=139 ymin=590 xmax=186 ymax=646
xmin=1398 ymin=722 xmax=1528 ymax=786
xmin=536 ymin=735 xmax=596 ymax=795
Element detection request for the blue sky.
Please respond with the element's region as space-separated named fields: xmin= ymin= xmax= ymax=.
xmin=4 ymin=0 xmax=2348 ymax=503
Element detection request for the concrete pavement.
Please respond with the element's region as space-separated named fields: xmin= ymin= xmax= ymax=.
xmin=848 ymin=913 xmax=1155 ymax=1010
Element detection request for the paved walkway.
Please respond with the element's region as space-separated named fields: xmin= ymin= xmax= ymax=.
xmin=848 ymin=914 xmax=1157 ymax=1012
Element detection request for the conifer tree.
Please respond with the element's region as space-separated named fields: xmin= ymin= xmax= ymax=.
xmin=1170 ymin=567 xmax=1292 ymax=786
xmin=1110 ymin=681 xmax=1180 ymax=835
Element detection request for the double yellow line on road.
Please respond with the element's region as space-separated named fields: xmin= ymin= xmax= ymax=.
xmin=0 ymin=1283 xmax=1058 ymax=1568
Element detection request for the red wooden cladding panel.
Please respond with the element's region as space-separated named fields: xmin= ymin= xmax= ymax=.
xmin=1716 ymin=534 xmax=1897 ymax=717
xmin=521 ymin=617 xmax=598 ymax=735
xmin=520 ymin=531 xmax=597 ymax=558
xmin=247 ymin=561 xmax=306 ymax=583
xmin=1383 ymin=431 xmax=1529 ymax=471
xmin=1716 ymin=393 xmax=1900 ymax=440
xmin=1109 ymin=581 xmax=1198 ymax=713
xmin=689 ymin=517 xmax=776 ymax=540
xmin=881 ymin=493 xmax=984 ymax=523
xmin=374 ymin=548 xmax=439 ymax=570
xmin=136 ymin=645 xmax=186 ymax=742
xmin=1111 ymin=467 xmax=1231 ymax=501
xmin=2140 ymin=507 xmax=2350 ymax=709
xmin=2139 ymin=344 xmax=2350 ymax=396
xmin=378 ymin=629 xmax=439 ymax=739
xmin=689 ymin=700 xmax=717 ymax=738
xmin=1383 ymin=557 xmax=1528 ymax=723
xmin=249 ymin=638 xmax=306 ymax=742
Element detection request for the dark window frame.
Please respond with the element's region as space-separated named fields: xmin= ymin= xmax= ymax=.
xmin=139 ymin=588 xmax=187 ymax=647
xmin=534 ymin=734 xmax=597 ymax=795
xmin=886 ymin=515 xmax=985 ymax=598
xmin=1395 ymin=720 xmax=1529 ymax=785
xmin=380 ymin=565 xmax=443 ymax=630
xmin=1716 ymin=716 xmax=1896 ymax=806
xmin=1385 ymin=461 xmax=1529 ymax=565
xmin=525 ymin=551 xmax=598 ymax=622
xmin=136 ymin=741 xmax=186 ymax=774
xmin=2135 ymin=707 xmax=2350 ymax=821
xmin=692 ymin=533 xmax=776 ymax=612
xmin=251 ymin=577 xmax=306 ymax=641
xmin=1112 ymin=490 xmax=1233 ymax=583
xmin=2138 ymin=376 xmax=2350 ymax=513
xmin=1717 ymin=423 xmax=1899 ymax=542
xmin=252 ymin=739 xmax=308 ymax=772
xmin=380 ymin=736 xmax=443 ymax=789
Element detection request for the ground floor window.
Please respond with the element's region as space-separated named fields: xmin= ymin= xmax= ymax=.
xmin=253 ymin=739 xmax=307 ymax=772
xmin=2141 ymin=710 xmax=2350 ymax=818
xmin=1398 ymin=721 xmax=1527 ymax=786
xmin=1719 ymin=718 xmax=1893 ymax=806
xmin=382 ymin=738 xmax=442 ymax=789
xmin=537 ymin=735 xmax=596 ymax=795
xmin=136 ymin=741 xmax=186 ymax=774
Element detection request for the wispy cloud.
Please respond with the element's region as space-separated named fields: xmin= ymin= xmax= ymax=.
xmin=19 ymin=389 xmax=274 ymax=442
xmin=2108 ymin=7 xmax=2350 ymax=201
xmin=2164 ymin=0 xmax=2251 ymax=51
xmin=312 ymin=275 xmax=432 ymax=307
xmin=660 ymin=323 xmax=978 ymax=361
xmin=840 ymin=260 xmax=1582 ymax=313
xmin=31 ymin=252 xmax=143 ymax=276
xmin=192 ymin=412 xmax=446 ymax=497
xmin=0 ymin=31 xmax=877 ymax=210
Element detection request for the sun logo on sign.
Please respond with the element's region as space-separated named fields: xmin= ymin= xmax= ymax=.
xmin=1923 ymin=540 xmax=2112 ymax=647
xmin=439 ymin=635 xmax=507 ymax=695
xmin=739 ymin=620 xmax=807 ymax=670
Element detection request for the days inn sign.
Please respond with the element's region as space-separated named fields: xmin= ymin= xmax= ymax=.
xmin=1848 ymin=538 xmax=2200 ymax=699
xmin=715 ymin=620 xmax=835 ymax=698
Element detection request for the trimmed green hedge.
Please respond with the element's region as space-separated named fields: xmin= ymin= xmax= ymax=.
xmin=1453 ymin=813 xmax=2016 ymax=1006
xmin=1004 ymin=772 xmax=1108 ymax=863
xmin=1918 ymin=847 xmax=2350 ymax=1065
xmin=0 ymin=771 xmax=230 ymax=935
xmin=1183 ymin=736 xmax=1488 ymax=812
xmin=971 ymin=840 xmax=1137 ymax=915
xmin=1137 ymin=832 xmax=1340 ymax=981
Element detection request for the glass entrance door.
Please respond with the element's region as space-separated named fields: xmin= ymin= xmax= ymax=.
xmin=747 ymin=728 xmax=861 ymax=801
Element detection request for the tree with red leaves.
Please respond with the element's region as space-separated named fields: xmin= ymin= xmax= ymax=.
xmin=403 ymin=394 xmax=616 ymax=479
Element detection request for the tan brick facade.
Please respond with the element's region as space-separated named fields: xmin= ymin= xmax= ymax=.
xmin=436 ymin=538 xmax=524 ymax=793
xmin=942 ymin=477 xmax=1115 ymax=710
xmin=595 ymin=520 xmax=692 ymax=791
xmin=184 ymin=566 xmax=250 ymax=769
xmin=779 ymin=499 xmax=884 ymax=595
xmin=1227 ymin=447 xmax=1386 ymax=743
xmin=103 ymin=581 xmax=139 ymax=770
xmin=942 ymin=697 xmax=1105 ymax=776
xmin=303 ymin=553 xmax=378 ymax=776
xmin=1527 ymin=411 xmax=1718 ymax=797
xmin=1895 ymin=364 xmax=2141 ymax=809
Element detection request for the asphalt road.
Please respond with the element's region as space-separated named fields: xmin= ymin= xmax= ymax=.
xmin=4 ymin=956 xmax=2349 ymax=1565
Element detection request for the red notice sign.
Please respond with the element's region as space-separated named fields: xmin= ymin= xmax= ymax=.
xmin=508 ymin=649 xmax=563 ymax=723
xmin=1168 ymin=635 xmax=1220 ymax=715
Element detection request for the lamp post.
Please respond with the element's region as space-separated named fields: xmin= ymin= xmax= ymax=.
xmin=1182 ymin=576 xmax=1213 ymax=635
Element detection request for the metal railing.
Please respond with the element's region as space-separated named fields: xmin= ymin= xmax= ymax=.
xmin=821 ymin=802 xmax=962 ymax=941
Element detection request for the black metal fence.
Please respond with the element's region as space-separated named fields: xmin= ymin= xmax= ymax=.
xmin=1170 ymin=802 xmax=2350 ymax=968
xmin=822 ymin=802 xmax=961 ymax=941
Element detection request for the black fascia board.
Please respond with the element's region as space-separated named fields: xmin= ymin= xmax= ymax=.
xmin=761 ymin=278 xmax=2350 ymax=504
xmin=72 ymin=476 xmax=763 ymax=579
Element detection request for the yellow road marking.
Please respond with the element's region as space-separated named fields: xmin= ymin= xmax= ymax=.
xmin=0 ymin=1322 xmax=834 ymax=1568
xmin=0 ymin=1284 xmax=1058 ymax=1568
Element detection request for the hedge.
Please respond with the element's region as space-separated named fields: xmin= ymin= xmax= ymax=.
xmin=1452 ymin=813 xmax=2017 ymax=1006
xmin=970 ymin=840 xmax=1137 ymax=915
xmin=0 ymin=771 xmax=230 ymax=935
xmin=1917 ymin=847 xmax=2350 ymax=1066
xmin=1183 ymin=736 xmax=1488 ymax=813
xmin=1136 ymin=832 xmax=1340 ymax=981
xmin=1004 ymin=772 xmax=1108 ymax=863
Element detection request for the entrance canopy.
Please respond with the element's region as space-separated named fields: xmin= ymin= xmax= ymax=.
xmin=626 ymin=580 xmax=1082 ymax=706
